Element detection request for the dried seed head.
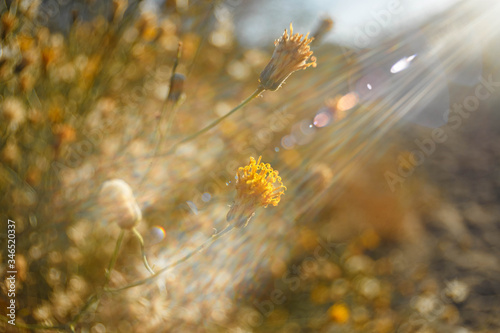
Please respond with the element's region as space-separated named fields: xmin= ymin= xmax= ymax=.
xmin=99 ymin=179 xmax=142 ymax=230
xmin=258 ymin=23 xmax=316 ymax=91
xmin=227 ymin=156 xmax=286 ymax=228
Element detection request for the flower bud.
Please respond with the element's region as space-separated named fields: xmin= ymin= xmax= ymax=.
xmin=99 ymin=179 xmax=142 ymax=229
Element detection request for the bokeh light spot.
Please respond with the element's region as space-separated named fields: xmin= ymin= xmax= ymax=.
xmin=281 ymin=135 xmax=296 ymax=150
xmin=149 ymin=226 xmax=166 ymax=244
xmin=313 ymin=111 xmax=332 ymax=128
xmin=390 ymin=54 xmax=417 ymax=74
xmin=202 ymin=192 xmax=212 ymax=202
xmin=337 ymin=92 xmax=358 ymax=111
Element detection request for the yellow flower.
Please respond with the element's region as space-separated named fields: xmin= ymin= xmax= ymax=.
xmin=227 ymin=156 xmax=286 ymax=228
xmin=236 ymin=156 xmax=286 ymax=207
xmin=258 ymin=23 xmax=316 ymax=91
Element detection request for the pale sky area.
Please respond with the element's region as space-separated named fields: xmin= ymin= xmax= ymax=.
xmin=231 ymin=0 xmax=462 ymax=47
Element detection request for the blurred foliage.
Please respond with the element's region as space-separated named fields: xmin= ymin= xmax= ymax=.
xmin=1 ymin=0 xmax=500 ymax=332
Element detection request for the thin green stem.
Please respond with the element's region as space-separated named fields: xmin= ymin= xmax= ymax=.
xmin=158 ymin=88 xmax=264 ymax=157
xmin=132 ymin=227 xmax=155 ymax=275
xmin=152 ymin=41 xmax=182 ymax=145
xmin=106 ymin=224 xmax=234 ymax=292
xmin=104 ymin=229 xmax=125 ymax=288
xmin=68 ymin=293 xmax=100 ymax=330
xmin=13 ymin=223 xmax=234 ymax=331
xmin=176 ymin=88 xmax=263 ymax=146
xmin=164 ymin=99 xmax=182 ymax=138
xmin=135 ymin=43 xmax=183 ymax=190
xmin=68 ymin=229 xmax=125 ymax=329
xmin=92 ymin=86 xmax=264 ymax=174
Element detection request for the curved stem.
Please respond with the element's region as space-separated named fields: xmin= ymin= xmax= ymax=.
xmin=113 ymin=43 xmax=181 ymax=172
xmin=159 ymin=88 xmax=264 ymax=157
xmin=106 ymin=224 xmax=234 ymax=292
xmin=164 ymin=99 xmax=182 ymax=139
xmin=68 ymin=293 xmax=100 ymax=330
xmin=142 ymin=42 xmax=182 ymax=164
xmin=18 ymin=224 xmax=235 ymax=330
xmin=132 ymin=227 xmax=155 ymax=275
xmin=104 ymin=229 xmax=125 ymax=288
xmin=67 ymin=230 xmax=125 ymax=329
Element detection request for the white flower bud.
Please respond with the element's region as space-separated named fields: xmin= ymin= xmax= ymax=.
xmin=99 ymin=179 xmax=142 ymax=229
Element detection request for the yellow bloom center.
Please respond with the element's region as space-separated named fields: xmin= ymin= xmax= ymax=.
xmin=235 ymin=156 xmax=286 ymax=208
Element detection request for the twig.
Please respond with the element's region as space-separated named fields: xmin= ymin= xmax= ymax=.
xmin=132 ymin=227 xmax=155 ymax=275
xmin=158 ymin=88 xmax=264 ymax=158
xmin=107 ymin=224 xmax=234 ymax=292
xmin=104 ymin=229 xmax=125 ymax=288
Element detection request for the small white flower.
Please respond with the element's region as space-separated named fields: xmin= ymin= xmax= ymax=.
xmin=99 ymin=179 xmax=142 ymax=229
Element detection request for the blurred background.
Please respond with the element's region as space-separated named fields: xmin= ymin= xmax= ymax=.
xmin=1 ymin=0 xmax=500 ymax=332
